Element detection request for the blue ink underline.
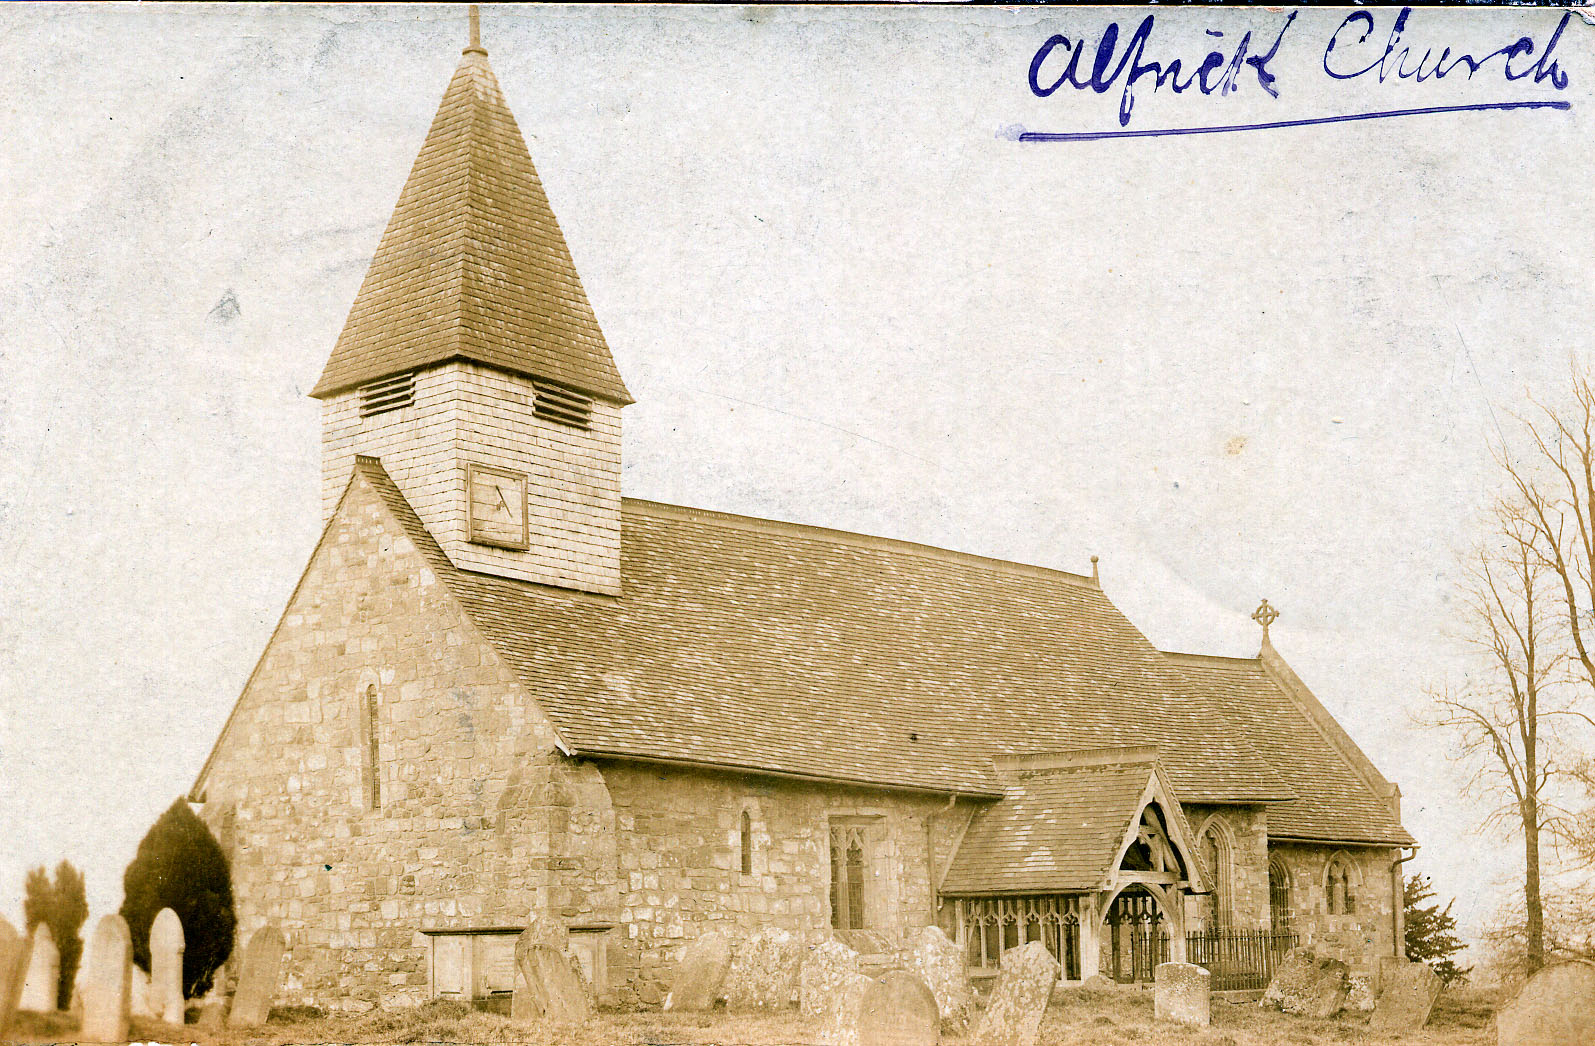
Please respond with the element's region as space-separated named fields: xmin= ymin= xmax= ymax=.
xmin=1018 ymin=100 xmax=1570 ymax=142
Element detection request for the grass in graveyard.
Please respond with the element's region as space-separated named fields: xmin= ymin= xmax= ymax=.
xmin=1 ymin=986 xmax=1500 ymax=1046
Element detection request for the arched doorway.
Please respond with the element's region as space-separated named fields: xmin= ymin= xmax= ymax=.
xmin=1102 ymin=884 xmax=1170 ymax=983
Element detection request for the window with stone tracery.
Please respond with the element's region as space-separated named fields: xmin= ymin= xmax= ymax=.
xmin=1325 ymin=855 xmax=1356 ymax=915
xmin=828 ymin=820 xmax=876 ymax=930
xmin=1197 ymin=819 xmax=1232 ymax=927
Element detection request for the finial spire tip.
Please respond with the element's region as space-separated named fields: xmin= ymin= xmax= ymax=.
xmin=464 ymin=5 xmax=486 ymax=56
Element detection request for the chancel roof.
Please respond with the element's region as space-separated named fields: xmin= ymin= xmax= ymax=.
xmin=310 ymin=46 xmax=630 ymax=403
xmin=351 ymin=458 xmax=1295 ymax=804
xmin=1164 ymin=652 xmax=1414 ymax=846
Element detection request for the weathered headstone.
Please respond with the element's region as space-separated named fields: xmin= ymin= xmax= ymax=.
xmin=1368 ymin=960 xmax=1440 ymax=1033
xmin=1345 ymin=975 xmax=1376 ymax=1013
xmin=19 ymin=923 xmax=59 ymax=1012
xmin=1153 ymin=961 xmax=1210 ymax=1027
xmin=800 ymin=936 xmax=863 ymax=1018
xmin=663 ymin=931 xmax=731 ymax=1012
xmin=226 ymin=924 xmax=286 ymax=1028
xmin=1496 ymin=960 xmax=1595 ymax=1046
xmin=1259 ymin=947 xmax=1348 ymax=1019
xmin=0 ymin=916 xmax=29 ymax=1036
xmin=824 ymin=970 xmax=875 ymax=1046
xmin=194 ymin=988 xmax=226 ymax=1030
xmin=129 ymin=963 xmax=155 ymax=1018
xmin=149 ymin=908 xmax=186 ymax=1024
xmin=855 ymin=970 xmax=941 ymax=1046
xmin=81 ymin=914 xmax=132 ymax=1043
xmin=971 ymin=941 xmax=1059 ymax=1046
xmin=725 ymin=927 xmax=802 ymax=1010
xmin=907 ymin=926 xmax=974 ymax=1033
xmin=511 ymin=941 xmax=589 ymax=1023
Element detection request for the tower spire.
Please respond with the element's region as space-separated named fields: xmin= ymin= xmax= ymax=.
xmin=465 ymin=5 xmax=485 ymax=56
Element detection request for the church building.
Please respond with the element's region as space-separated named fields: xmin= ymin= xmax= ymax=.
xmin=191 ymin=21 xmax=1414 ymax=1011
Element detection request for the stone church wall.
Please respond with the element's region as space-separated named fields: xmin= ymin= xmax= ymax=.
xmin=1182 ymin=804 xmax=1270 ymax=930
xmin=1269 ymin=842 xmax=1400 ymax=977
xmin=595 ymin=762 xmax=963 ymax=1006
xmin=197 ymin=476 xmax=615 ymax=1010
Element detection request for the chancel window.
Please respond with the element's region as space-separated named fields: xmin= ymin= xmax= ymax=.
xmin=1326 ymin=856 xmax=1356 ymax=915
xmin=740 ymin=810 xmax=754 ymax=876
xmin=1269 ymin=856 xmax=1293 ymax=930
xmin=1198 ymin=821 xmax=1231 ymax=927
xmin=829 ymin=821 xmax=873 ymax=930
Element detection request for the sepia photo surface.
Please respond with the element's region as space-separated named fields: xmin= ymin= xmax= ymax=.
xmin=1 ymin=3 xmax=1592 ymax=1041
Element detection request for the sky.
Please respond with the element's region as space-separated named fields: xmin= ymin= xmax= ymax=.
xmin=1 ymin=4 xmax=1591 ymax=956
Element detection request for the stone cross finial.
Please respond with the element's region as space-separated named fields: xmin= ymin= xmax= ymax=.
xmin=1252 ymin=598 xmax=1279 ymax=639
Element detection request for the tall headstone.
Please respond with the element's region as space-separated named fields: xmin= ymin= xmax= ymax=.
xmin=149 ymin=908 xmax=186 ymax=1024
xmin=800 ymin=937 xmax=863 ymax=1018
xmin=663 ymin=931 xmax=731 ymax=1013
xmin=0 ymin=916 xmax=29 ymax=1036
xmin=855 ymin=970 xmax=941 ymax=1046
xmin=1496 ymin=960 xmax=1595 ymax=1046
xmin=1153 ymin=961 xmax=1210 ymax=1027
xmin=81 ymin=914 xmax=132 ymax=1043
xmin=724 ymin=928 xmax=802 ymax=1010
xmin=511 ymin=940 xmax=589 ymax=1024
xmin=971 ymin=941 xmax=1058 ymax=1046
xmin=19 ymin=923 xmax=59 ymax=1012
xmin=907 ymin=926 xmax=974 ymax=1033
xmin=1367 ymin=960 xmax=1440 ymax=1033
xmin=226 ymin=925 xmax=286 ymax=1028
xmin=1260 ymin=947 xmax=1349 ymax=1019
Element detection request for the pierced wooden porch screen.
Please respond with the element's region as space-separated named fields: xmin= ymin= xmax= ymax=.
xmin=830 ymin=823 xmax=869 ymax=929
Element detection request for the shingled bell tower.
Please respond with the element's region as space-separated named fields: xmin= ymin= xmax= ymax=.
xmin=312 ymin=14 xmax=631 ymax=596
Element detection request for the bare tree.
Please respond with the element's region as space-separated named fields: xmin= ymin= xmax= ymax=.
xmin=1425 ymin=502 xmax=1569 ymax=973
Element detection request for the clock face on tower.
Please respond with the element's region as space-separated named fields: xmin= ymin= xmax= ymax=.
xmin=467 ymin=463 xmax=529 ymax=550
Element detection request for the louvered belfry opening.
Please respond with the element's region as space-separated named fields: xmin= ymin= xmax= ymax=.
xmin=534 ymin=381 xmax=593 ymax=429
xmin=358 ymin=371 xmax=416 ymax=418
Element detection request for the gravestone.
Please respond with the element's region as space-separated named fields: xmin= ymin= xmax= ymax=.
xmin=1496 ymin=960 xmax=1595 ymax=1046
xmin=855 ymin=970 xmax=940 ymax=1046
xmin=800 ymin=936 xmax=863 ymax=1018
xmin=129 ymin=964 xmax=154 ymax=1018
xmin=1153 ymin=962 xmax=1210 ymax=1027
xmin=194 ymin=988 xmax=227 ymax=1030
xmin=1259 ymin=947 xmax=1348 ymax=1019
xmin=0 ymin=916 xmax=29 ymax=1036
xmin=823 ymin=970 xmax=875 ymax=1046
xmin=907 ymin=925 xmax=974 ymax=1033
xmin=1345 ymin=975 xmax=1376 ymax=1013
xmin=725 ymin=928 xmax=802 ymax=1010
xmin=226 ymin=924 xmax=286 ymax=1028
xmin=149 ymin=908 xmax=186 ymax=1024
xmin=19 ymin=923 xmax=59 ymax=1012
xmin=663 ymin=931 xmax=731 ymax=1012
xmin=1368 ymin=960 xmax=1440 ymax=1033
xmin=81 ymin=914 xmax=132 ymax=1043
xmin=971 ymin=941 xmax=1059 ymax=1046
xmin=511 ymin=941 xmax=589 ymax=1023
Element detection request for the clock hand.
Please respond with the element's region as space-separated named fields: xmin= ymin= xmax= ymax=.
xmin=496 ymin=484 xmax=513 ymax=517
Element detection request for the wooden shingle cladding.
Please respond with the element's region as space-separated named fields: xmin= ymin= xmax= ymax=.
xmin=310 ymin=47 xmax=630 ymax=405
xmin=1164 ymin=652 xmax=1412 ymax=846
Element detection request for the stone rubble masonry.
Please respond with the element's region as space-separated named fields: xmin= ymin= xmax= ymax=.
xmin=1269 ymin=843 xmax=1400 ymax=979
xmin=321 ymin=361 xmax=623 ymax=594
xmin=199 ymin=475 xmax=617 ymax=1011
xmin=1153 ymin=961 xmax=1210 ymax=1027
xmin=1181 ymin=803 xmax=1269 ymax=928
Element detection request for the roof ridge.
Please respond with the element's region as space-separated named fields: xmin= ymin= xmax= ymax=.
xmin=1162 ymin=649 xmax=1263 ymax=666
xmin=622 ymin=497 xmax=1100 ymax=590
